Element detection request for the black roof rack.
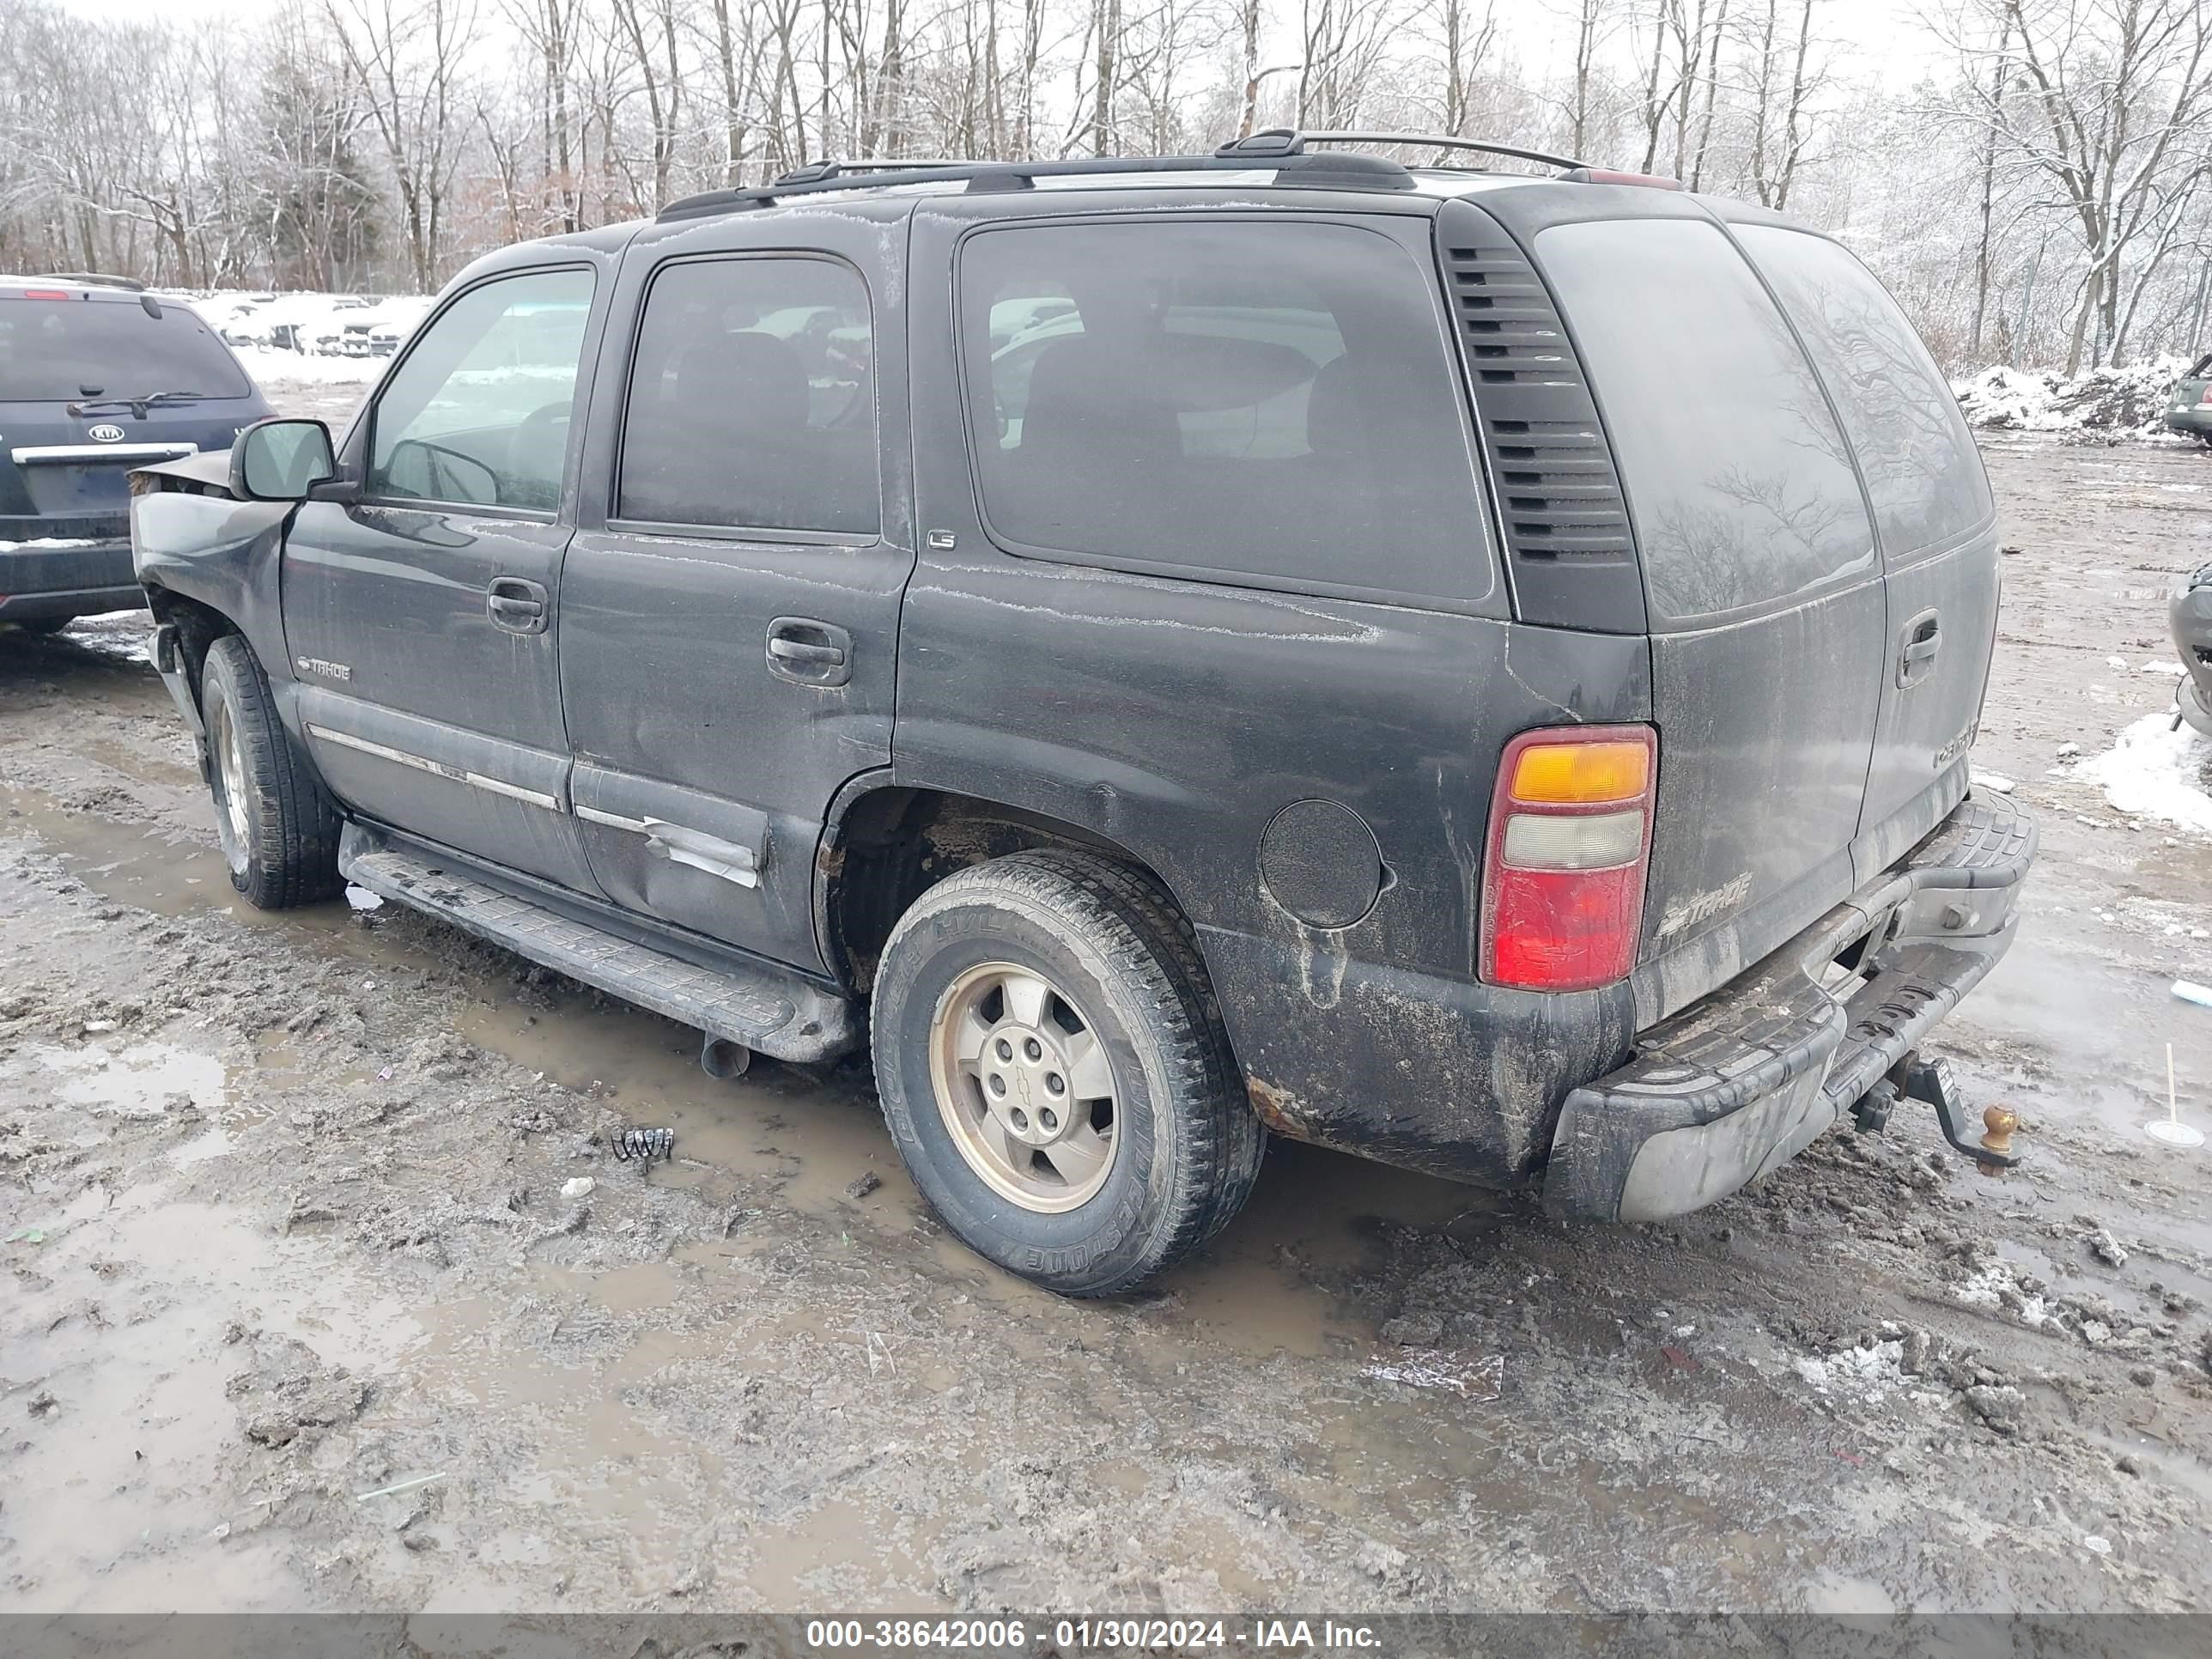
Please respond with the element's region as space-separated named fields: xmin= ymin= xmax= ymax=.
xmin=656 ymin=129 xmax=1588 ymax=223
xmin=1285 ymin=131 xmax=1590 ymax=173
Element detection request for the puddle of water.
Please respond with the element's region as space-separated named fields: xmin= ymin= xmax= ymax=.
xmin=1957 ymin=927 xmax=2212 ymax=1131
xmin=1 ymin=785 xmax=239 ymax=917
xmin=7 ymin=1031 xmax=331 ymax=1172
xmin=0 ymin=786 xmax=439 ymax=986
xmin=456 ymin=991 xmax=916 ymax=1224
xmin=32 ymin=1039 xmax=227 ymax=1121
xmin=1160 ymin=1141 xmax=1484 ymax=1358
xmin=1 ymin=1190 xmax=420 ymax=1611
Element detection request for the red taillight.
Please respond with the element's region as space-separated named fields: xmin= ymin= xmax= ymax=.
xmin=2199 ymin=386 xmax=2212 ymax=405
xmin=19 ymin=289 xmax=70 ymax=300
xmin=1480 ymin=724 xmax=1656 ymax=992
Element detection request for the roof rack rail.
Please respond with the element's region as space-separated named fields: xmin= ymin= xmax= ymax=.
xmin=43 ymin=270 xmax=148 ymax=292
xmin=656 ymin=130 xmax=1599 ymax=223
xmin=659 ymin=145 xmax=1419 ymax=222
xmin=1260 ymin=130 xmax=1591 ymax=172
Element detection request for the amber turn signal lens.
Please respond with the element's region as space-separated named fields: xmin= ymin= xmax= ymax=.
xmin=1509 ymin=740 xmax=1650 ymax=805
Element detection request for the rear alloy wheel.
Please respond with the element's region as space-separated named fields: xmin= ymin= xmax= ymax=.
xmin=871 ymin=850 xmax=1265 ymax=1297
xmin=199 ymin=635 xmax=344 ymax=909
xmin=928 ymin=960 xmax=1122 ymax=1212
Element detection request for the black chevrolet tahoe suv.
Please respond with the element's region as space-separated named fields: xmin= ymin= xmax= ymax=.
xmin=130 ymin=132 xmax=2034 ymax=1295
xmin=2 ymin=274 xmax=273 ymax=629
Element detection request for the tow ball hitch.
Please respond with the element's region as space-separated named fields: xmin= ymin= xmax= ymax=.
xmin=1853 ymin=1054 xmax=2022 ymax=1172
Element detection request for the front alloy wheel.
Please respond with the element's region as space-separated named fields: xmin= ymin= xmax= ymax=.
xmin=209 ymin=688 xmax=255 ymax=877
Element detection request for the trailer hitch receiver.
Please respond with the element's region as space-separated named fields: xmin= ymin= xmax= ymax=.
xmin=1900 ymin=1054 xmax=2021 ymax=1171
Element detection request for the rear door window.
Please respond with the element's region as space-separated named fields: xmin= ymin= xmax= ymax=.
xmin=0 ymin=295 xmax=251 ymax=402
xmin=1536 ymin=218 xmax=1875 ymax=627
xmin=1737 ymin=225 xmax=1992 ymax=562
xmin=368 ymin=268 xmax=593 ymax=513
xmin=958 ymin=219 xmax=1493 ymax=608
xmin=617 ymin=255 xmax=878 ymax=536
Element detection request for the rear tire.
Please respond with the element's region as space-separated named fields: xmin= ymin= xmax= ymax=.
xmin=200 ymin=635 xmax=343 ymax=908
xmin=869 ymin=849 xmax=1264 ymax=1297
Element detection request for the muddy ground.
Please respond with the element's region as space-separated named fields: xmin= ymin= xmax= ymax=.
xmin=3 ymin=425 xmax=2212 ymax=1620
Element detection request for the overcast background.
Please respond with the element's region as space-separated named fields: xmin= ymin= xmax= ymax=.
xmin=3 ymin=0 xmax=2207 ymax=374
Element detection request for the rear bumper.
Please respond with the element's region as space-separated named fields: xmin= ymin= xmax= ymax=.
xmin=1543 ymin=792 xmax=2036 ymax=1222
xmin=0 ymin=534 xmax=140 ymax=620
xmin=2164 ymin=408 xmax=2212 ymax=435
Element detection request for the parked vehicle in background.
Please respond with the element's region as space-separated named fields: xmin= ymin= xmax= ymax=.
xmin=2170 ymin=563 xmax=2212 ymax=736
xmin=2166 ymin=353 xmax=2212 ymax=444
xmin=131 ymin=132 xmax=2033 ymax=1295
xmin=212 ymin=295 xmax=427 ymax=359
xmin=1 ymin=275 xmax=273 ymax=631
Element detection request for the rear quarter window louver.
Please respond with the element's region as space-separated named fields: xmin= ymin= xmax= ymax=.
xmin=1436 ymin=198 xmax=1647 ymax=635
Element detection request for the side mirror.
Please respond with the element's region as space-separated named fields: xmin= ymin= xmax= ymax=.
xmin=230 ymin=418 xmax=336 ymax=502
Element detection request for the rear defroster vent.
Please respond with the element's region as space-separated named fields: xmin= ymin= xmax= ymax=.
xmin=1436 ymin=198 xmax=1646 ymax=634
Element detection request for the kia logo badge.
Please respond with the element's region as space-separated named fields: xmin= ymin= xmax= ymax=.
xmin=88 ymin=423 xmax=125 ymax=442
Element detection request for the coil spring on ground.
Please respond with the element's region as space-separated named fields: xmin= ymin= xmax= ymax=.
xmin=612 ymin=1126 xmax=675 ymax=1163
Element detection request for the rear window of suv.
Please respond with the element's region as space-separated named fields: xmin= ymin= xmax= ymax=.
xmin=0 ymin=295 xmax=252 ymax=402
xmin=1735 ymin=225 xmax=1993 ymax=562
xmin=1536 ymin=218 xmax=1875 ymax=627
xmin=957 ymin=219 xmax=1493 ymax=608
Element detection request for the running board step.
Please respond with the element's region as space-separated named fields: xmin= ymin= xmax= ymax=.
xmin=339 ymin=840 xmax=857 ymax=1064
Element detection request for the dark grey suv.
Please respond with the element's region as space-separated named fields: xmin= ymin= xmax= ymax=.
xmin=1 ymin=276 xmax=273 ymax=630
xmin=130 ymin=132 xmax=2033 ymax=1295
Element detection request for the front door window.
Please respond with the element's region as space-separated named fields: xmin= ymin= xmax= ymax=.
xmin=367 ymin=268 xmax=594 ymax=512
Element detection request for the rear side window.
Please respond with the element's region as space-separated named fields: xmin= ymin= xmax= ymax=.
xmin=1537 ymin=218 xmax=1874 ymax=627
xmin=617 ymin=256 xmax=878 ymax=536
xmin=959 ymin=220 xmax=1492 ymax=607
xmin=0 ymin=295 xmax=251 ymax=402
xmin=1737 ymin=226 xmax=1992 ymax=562
xmin=368 ymin=268 xmax=593 ymax=512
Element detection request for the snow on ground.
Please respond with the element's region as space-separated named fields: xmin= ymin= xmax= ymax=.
xmin=2080 ymin=710 xmax=2212 ymax=836
xmin=234 ymin=348 xmax=392 ymax=388
xmin=1952 ymin=356 xmax=2196 ymax=438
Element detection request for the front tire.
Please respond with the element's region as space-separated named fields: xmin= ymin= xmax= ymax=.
xmin=870 ymin=850 xmax=1264 ymax=1297
xmin=200 ymin=635 xmax=343 ymax=908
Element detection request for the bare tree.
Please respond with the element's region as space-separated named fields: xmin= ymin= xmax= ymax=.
xmin=1556 ymin=0 xmax=1623 ymax=156
xmin=1743 ymin=0 xmax=1826 ymax=207
xmin=323 ymin=0 xmax=483 ymax=288
xmin=1937 ymin=0 xmax=2212 ymax=369
xmin=1419 ymin=0 xmax=1498 ymax=136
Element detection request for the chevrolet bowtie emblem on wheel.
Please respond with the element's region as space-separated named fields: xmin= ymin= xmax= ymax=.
xmin=87 ymin=423 xmax=125 ymax=442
